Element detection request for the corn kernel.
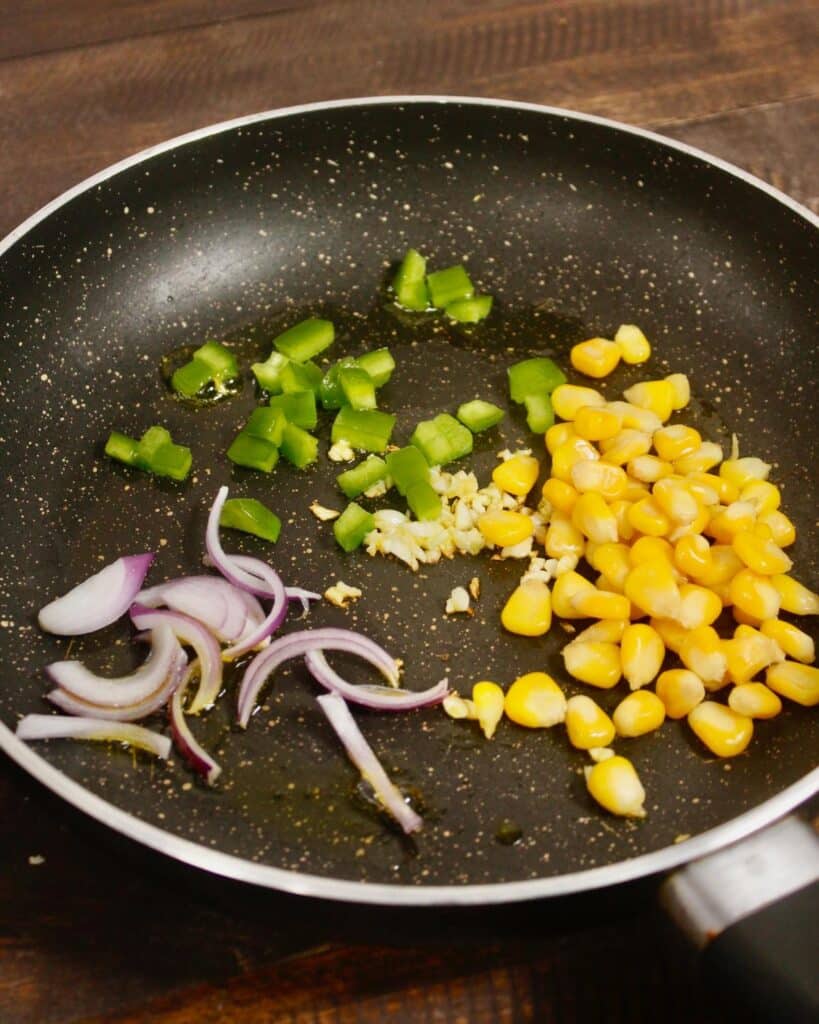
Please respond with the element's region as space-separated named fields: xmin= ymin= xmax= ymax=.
xmin=623 ymin=380 xmax=675 ymax=422
xmin=573 ymin=619 xmax=629 ymax=644
xmin=627 ymin=497 xmax=671 ymax=538
xmin=541 ymin=477 xmax=579 ymax=515
xmin=584 ymin=756 xmax=646 ymax=818
xmin=656 ymin=669 xmax=705 ymax=718
xmin=739 ymin=480 xmax=781 ymax=516
xmin=625 ymin=559 xmax=681 ymax=619
xmin=571 ymin=492 xmax=619 ymax=544
xmin=545 ymin=512 xmax=586 ymax=559
xmin=771 ymin=575 xmax=819 ymax=615
xmin=551 ymin=384 xmax=606 ymax=421
xmin=621 ymin=623 xmax=665 ymax=690
xmin=673 ymin=442 xmax=724 ymax=475
xmin=629 ymin=536 xmax=674 ymax=566
xmin=679 ymin=626 xmax=728 ymax=686
xmin=609 ymin=499 xmax=637 ymax=542
xmin=563 ymin=640 xmax=622 ymax=688
xmin=504 ymin=671 xmax=567 ymax=727
xmin=571 ymin=460 xmax=629 ymax=501
xmin=585 ymin=542 xmax=629 ymax=588
xmin=607 ymin=401 xmax=663 ymax=434
xmin=677 ymin=583 xmax=722 ymax=630
xmin=628 ymin=454 xmax=673 ymax=483
xmin=574 ymin=405 xmax=622 ymax=442
xmin=571 ymin=337 xmax=622 ymax=378
xmin=650 ymin=617 xmax=689 ymax=654
xmin=653 ymin=477 xmax=701 ymax=524
xmin=571 ymin=586 xmax=632 ymax=620
xmin=545 ymin=422 xmax=577 ymax=454
xmin=613 ymin=690 xmax=666 ymax=737
xmin=472 ymin=681 xmax=505 ymax=739
xmin=565 ymin=695 xmax=616 ymax=749
xmin=730 ymin=569 xmax=780 ymax=621
xmin=706 ymin=501 xmax=757 ymax=544
xmin=492 ymin=454 xmax=540 ymax=496
xmin=765 ymin=661 xmax=819 ymax=707
xmin=443 ymin=693 xmax=477 ymax=719
xmin=478 ymin=510 xmax=534 ymax=547
xmin=732 ymin=606 xmax=761 ymax=627
xmin=653 ymin=425 xmax=701 ymax=462
xmin=601 ymin=429 xmax=653 ymax=466
xmin=699 ymin=544 xmax=744 ymax=587
xmin=690 ymin=472 xmax=739 ymax=505
xmin=621 ymin=481 xmax=653 ymax=503
xmin=723 ymin=627 xmax=784 ymax=684
xmin=719 ymin=457 xmax=771 ymax=491
xmin=674 ymin=534 xmax=713 ymax=581
xmin=501 ymin=580 xmax=552 ymax=636
xmin=683 ymin=474 xmax=721 ymax=508
xmin=551 ymin=437 xmax=599 ymax=483
xmin=732 ymin=531 xmax=793 ymax=576
xmin=688 ymin=701 xmax=753 ymax=757
xmin=552 ymin=571 xmax=596 ymax=619
xmin=665 ymin=373 xmax=690 ymax=410
xmin=760 ymin=619 xmax=815 ymax=664
xmin=757 ymin=510 xmax=796 ymax=548
xmin=614 ymin=324 xmax=651 ymax=364
xmin=728 ymin=683 xmax=782 ymax=719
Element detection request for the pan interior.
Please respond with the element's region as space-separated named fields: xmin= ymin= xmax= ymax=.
xmin=0 ymin=101 xmax=816 ymax=888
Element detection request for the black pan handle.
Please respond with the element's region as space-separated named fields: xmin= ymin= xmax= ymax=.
xmin=661 ymin=815 xmax=819 ymax=1024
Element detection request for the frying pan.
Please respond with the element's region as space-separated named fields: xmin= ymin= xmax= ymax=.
xmin=0 ymin=97 xmax=817 ymax=1014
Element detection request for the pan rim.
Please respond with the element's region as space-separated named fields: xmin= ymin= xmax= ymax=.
xmin=1 ymin=95 xmax=816 ymax=905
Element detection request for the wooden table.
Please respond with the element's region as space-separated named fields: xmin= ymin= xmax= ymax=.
xmin=1 ymin=2 xmax=816 ymax=1021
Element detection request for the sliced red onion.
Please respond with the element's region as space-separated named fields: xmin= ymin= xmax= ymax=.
xmin=316 ymin=692 xmax=422 ymax=835
xmin=205 ymin=487 xmax=284 ymax=599
xmin=38 ymin=553 xmax=155 ymax=636
xmin=305 ymin=650 xmax=448 ymax=711
xmin=285 ymin=586 xmax=322 ymax=616
xmin=45 ymin=623 xmax=180 ymax=707
xmin=16 ymin=713 xmax=172 ymax=759
xmin=237 ymin=627 xmax=401 ymax=728
xmin=169 ymin=661 xmax=222 ymax=785
xmin=221 ymin=558 xmax=287 ymax=661
xmin=224 ymin=556 xmax=321 ymax=613
xmin=137 ymin=576 xmax=260 ymax=643
xmin=46 ymin=646 xmax=188 ymax=722
xmin=130 ymin=604 xmax=222 ymax=715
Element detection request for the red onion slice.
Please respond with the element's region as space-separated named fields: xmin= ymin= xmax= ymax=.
xmin=169 ymin=661 xmax=222 ymax=785
xmin=137 ymin=576 xmax=261 ymax=643
xmin=45 ymin=624 xmax=180 ymax=706
xmin=305 ymin=650 xmax=448 ymax=711
xmin=205 ymin=487 xmax=284 ymax=598
xmin=285 ymin=586 xmax=322 ymax=616
xmin=38 ymin=553 xmax=155 ymax=636
xmin=316 ymin=692 xmax=422 ymax=835
xmin=221 ymin=558 xmax=287 ymax=661
xmin=16 ymin=713 xmax=172 ymax=759
xmin=237 ymin=627 xmax=400 ymax=728
xmin=46 ymin=647 xmax=188 ymax=722
xmin=130 ymin=604 xmax=222 ymax=715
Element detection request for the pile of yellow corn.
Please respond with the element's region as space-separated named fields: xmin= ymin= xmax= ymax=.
xmin=447 ymin=325 xmax=818 ymax=819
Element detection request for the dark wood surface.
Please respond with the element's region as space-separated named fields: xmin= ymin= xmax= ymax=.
xmin=1 ymin=2 xmax=816 ymax=1021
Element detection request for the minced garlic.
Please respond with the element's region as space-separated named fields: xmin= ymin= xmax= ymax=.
xmin=310 ymin=501 xmax=341 ymax=521
xmin=328 ymin=439 xmax=355 ymax=462
xmin=324 ymin=581 xmax=362 ymax=608
xmin=445 ymin=586 xmax=471 ymax=615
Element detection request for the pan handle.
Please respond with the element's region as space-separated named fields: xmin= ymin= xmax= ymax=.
xmin=660 ymin=815 xmax=819 ymax=1024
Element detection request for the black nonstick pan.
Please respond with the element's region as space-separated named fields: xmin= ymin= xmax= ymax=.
xmin=0 ymin=97 xmax=816 ymax=1016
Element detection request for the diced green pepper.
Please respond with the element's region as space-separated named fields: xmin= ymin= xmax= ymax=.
xmin=339 ymin=366 xmax=377 ymax=411
xmin=319 ymin=357 xmax=357 ymax=410
xmin=194 ymin=341 xmax=239 ymax=379
xmin=333 ymin=502 xmax=375 ymax=552
xmin=220 ymin=497 xmax=281 ymax=543
xmin=171 ymin=358 xmax=213 ymax=398
xmin=105 ymin=427 xmax=191 ymax=481
xmin=392 ymin=249 xmax=429 ymax=310
xmin=245 ymin=406 xmax=287 ymax=445
xmin=104 ymin=431 xmax=140 ymax=466
xmin=446 ymin=295 xmax=493 ymax=324
xmin=331 ymin=407 xmax=396 ymax=452
xmin=280 ymin=359 xmax=322 ymax=395
xmin=355 ymin=347 xmax=395 ymax=388
xmin=252 ymin=352 xmax=290 ymax=394
xmin=426 ymin=265 xmax=474 ymax=309
xmin=279 ymin=422 xmax=318 ymax=468
xmin=273 ymin=318 xmax=335 ymax=362
xmin=410 ymin=413 xmax=473 ymax=466
xmin=407 ymin=480 xmax=442 ymax=521
xmin=523 ymin=393 xmax=555 ymax=433
xmin=386 ymin=446 xmax=429 ymax=496
xmin=147 ymin=443 xmax=192 ymax=481
xmin=267 ymin=390 xmax=317 ymax=430
xmin=171 ymin=341 xmax=238 ymax=398
xmin=507 ymin=357 xmax=566 ymax=403
xmin=137 ymin=426 xmax=173 ymax=457
xmin=227 ymin=433 xmax=279 ymax=473
xmin=336 ymin=456 xmax=389 ymax=499
xmin=456 ymin=399 xmax=505 ymax=433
